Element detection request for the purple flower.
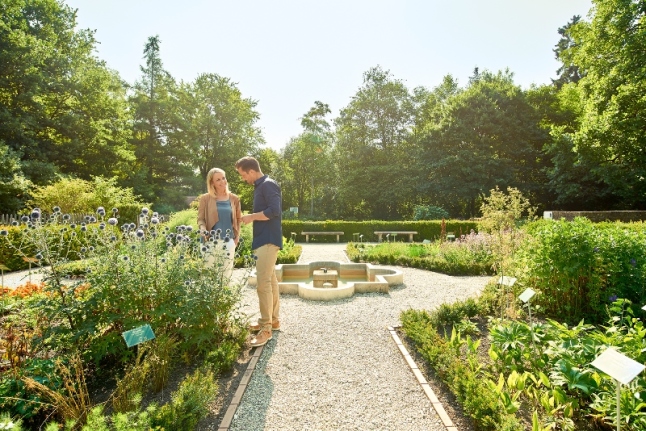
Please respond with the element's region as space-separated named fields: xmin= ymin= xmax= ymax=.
xmin=609 ymin=294 xmax=618 ymax=302
xmin=630 ymin=258 xmax=637 ymax=267
xmin=108 ymin=218 xmax=118 ymax=226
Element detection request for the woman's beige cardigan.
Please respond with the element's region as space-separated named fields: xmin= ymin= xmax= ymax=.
xmin=197 ymin=193 xmax=242 ymax=243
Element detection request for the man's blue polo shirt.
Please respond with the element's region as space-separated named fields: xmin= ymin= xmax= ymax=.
xmin=252 ymin=175 xmax=283 ymax=250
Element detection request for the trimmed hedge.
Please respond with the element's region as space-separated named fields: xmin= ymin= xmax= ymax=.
xmin=281 ymin=220 xmax=478 ymax=243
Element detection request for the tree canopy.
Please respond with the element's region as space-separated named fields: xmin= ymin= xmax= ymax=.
xmin=2 ymin=0 xmax=645 ymax=219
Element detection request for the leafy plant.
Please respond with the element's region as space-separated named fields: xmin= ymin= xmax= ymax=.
xmin=151 ymin=367 xmax=218 ymax=430
xmin=21 ymin=355 xmax=91 ymax=426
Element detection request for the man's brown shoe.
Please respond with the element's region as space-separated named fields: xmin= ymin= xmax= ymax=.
xmin=249 ymin=321 xmax=280 ymax=332
xmin=250 ymin=329 xmax=272 ymax=347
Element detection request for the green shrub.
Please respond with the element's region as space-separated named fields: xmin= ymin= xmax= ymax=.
xmin=205 ymin=339 xmax=242 ymax=375
xmin=27 ymin=177 xmax=148 ymax=219
xmin=514 ymin=218 xmax=646 ymax=323
xmin=151 ymin=367 xmax=218 ymax=430
xmin=0 ymin=358 xmax=59 ymax=424
xmin=400 ymin=309 xmax=519 ymax=430
xmin=413 ymin=205 xmax=450 ymax=220
xmin=282 ymin=220 xmax=478 ymax=243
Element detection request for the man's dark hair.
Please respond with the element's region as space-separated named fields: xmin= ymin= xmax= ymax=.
xmin=235 ymin=156 xmax=261 ymax=172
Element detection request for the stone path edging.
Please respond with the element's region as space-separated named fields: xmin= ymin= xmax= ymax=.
xmin=388 ymin=326 xmax=458 ymax=431
xmin=217 ymin=345 xmax=265 ymax=431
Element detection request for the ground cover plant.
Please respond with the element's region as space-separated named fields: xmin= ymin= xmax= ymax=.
xmin=401 ymin=297 xmax=646 ymax=430
xmin=0 ymin=206 xmax=254 ymax=429
xmin=346 ymin=231 xmax=495 ymax=276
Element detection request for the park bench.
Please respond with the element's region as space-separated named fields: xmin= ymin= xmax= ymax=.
xmin=374 ymin=231 xmax=418 ymax=243
xmin=301 ymin=231 xmax=344 ymax=243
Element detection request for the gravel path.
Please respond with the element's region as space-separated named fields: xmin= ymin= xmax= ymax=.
xmin=232 ymin=243 xmax=490 ymax=431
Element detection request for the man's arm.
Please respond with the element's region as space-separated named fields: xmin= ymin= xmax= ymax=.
xmin=241 ymin=211 xmax=269 ymax=224
xmin=241 ymin=181 xmax=281 ymax=224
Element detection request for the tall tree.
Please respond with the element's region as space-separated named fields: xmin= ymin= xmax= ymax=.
xmin=334 ymin=66 xmax=415 ymax=220
xmin=180 ymin=73 xmax=263 ymax=193
xmin=128 ymin=36 xmax=189 ymax=210
xmin=566 ymin=0 xmax=646 ymax=209
xmin=0 ymin=141 xmax=32 ymax=212
xmin=0 ymin=0 xmax=134 ymax=185
xmin=416 ymin=70 xmax=548 ymax=217
xmin=281 ymin=102 xmax=335 ymax=217
xmin=552 ymin=15 xmax=584 ymax=88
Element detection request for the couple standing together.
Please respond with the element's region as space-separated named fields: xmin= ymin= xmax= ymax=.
xmin=197 ymin=156 xmax=282 ymax=348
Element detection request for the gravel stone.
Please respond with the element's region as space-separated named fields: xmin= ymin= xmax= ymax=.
xmin=232 ymin=243 xmax=489 ymax=431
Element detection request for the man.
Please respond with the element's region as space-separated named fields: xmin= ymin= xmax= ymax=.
xmin=236 ymin=156 xmax=283 ymax=347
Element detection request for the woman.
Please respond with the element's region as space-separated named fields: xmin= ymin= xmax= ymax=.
xmin=197 ymin=168 xmax=242 ymax=280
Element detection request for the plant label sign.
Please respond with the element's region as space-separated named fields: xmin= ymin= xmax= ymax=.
xmin=519 ymin=288 xmax=536 ymax=303
xmin=591 ymin=347 xmax=645 ymax=385
xmin=122 ymin=324 xmax=155 ymax=348
xmin=498 ymin=276 xmax=517 ymax=287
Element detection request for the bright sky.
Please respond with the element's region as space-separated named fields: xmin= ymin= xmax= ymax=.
xmin=64 ymin=0 xmax=593 ymax=151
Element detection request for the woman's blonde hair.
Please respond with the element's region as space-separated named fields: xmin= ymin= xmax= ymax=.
xmin=206 ymin=168 xmax=230 ymax=196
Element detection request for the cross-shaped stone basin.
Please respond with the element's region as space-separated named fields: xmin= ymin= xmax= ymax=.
xmin=248 ymin=261 xmax=403 ymax=301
